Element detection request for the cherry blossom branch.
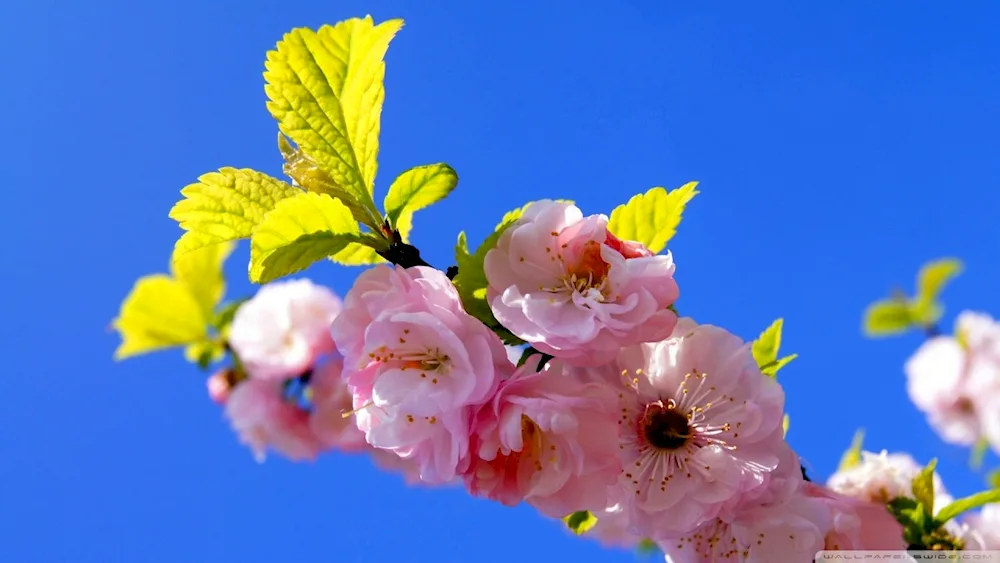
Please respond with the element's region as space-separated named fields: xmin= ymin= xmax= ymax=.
xmin=378 ymin=241 xmax=432 ymax=269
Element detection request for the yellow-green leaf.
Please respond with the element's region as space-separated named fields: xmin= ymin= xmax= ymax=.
xmin=278 ymin=134 xmax=381 ymax=227
xmin=971 ymin=437 xmax=989 ymax=470
xmin=249 ymin=192 xmax=368 ymax=283
xmin=384 ymin=163 xmax=459 ymax=239
xmin=837 ymin=428 xmax=866 ymax=471
xmin=112 ymin=275 xmax=209 ymax=360
xmin=184 ymin=340 xmax=226 ymax=369
xmin=763 ymin=354 xmax=798 ymax=377
xmin=934 ymin=488 xmax=1000 ymax=523
xmin=987 ymin=468 xmax=1000 ymax=489
xmin=909 ymin=299 xmax=944 ymax=328
xmin=753 ymin=319 xmax=783 ymax=367
xmin=169 ymin=168 xmax=300 ymax=255
xmin=212 ymin=298 xmax=251 ymax=339
xmin=607 ymin=182 xmax=698 ymax=254
xmin=782 ymin=414 xmax=790 ymax=437
xmin=862 ymin=298 xmax=914 ymax=337
xmin=264 ymin=17 xmax=404 ymax=228
xmin=563 ymin=511 xmax=598 ymax=535
xmin=915 ymin=258 xmax=963 ymax=307
xmin=636 ymin=539 xmax=657 ymax=555
xmin=330 ymin=242 xmax=386 ymax=266
xmin=752 ymin=319 xmax=797 ymax=378
xmin=170 ymin=241 xmax=235 ymax=318
xmin=911 ymin=458 xmax=938 ymax=516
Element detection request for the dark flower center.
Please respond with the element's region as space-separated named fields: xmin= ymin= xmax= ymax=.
xmin=642 ymin=404 xmax=691 ymax=450
xmin=955 ymin=397 xmax=975 ymax=414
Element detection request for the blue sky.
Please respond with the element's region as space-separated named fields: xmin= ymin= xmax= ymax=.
xmin=3 ymin=1 xmax=1000 ymax=562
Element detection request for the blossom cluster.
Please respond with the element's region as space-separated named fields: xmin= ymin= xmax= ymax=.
xmin=110 ymin=15 xmax=1000 ymax=561
xmin=827 ymin=450 xmax=1000 ymax=551
xmin=905 ymin=311 xmax=1000 ymax=454
xmin=203 ymin=200 xmax=988 ymax=562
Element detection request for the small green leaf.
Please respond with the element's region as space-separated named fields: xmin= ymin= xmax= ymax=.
xmin=887 ymin=496 xmax=927 ymax=543
xmin=987 ymin=468 xmax=1000 ymax=489
xmin=636 ymin=538 xmax=658 ymax=556
xmin=956 ymin=323 xmax=970 ymax=351
xmin=915 ymin=258 xmax=963 ymax=309
xmin=887 ymin=495 xmax=918 ymax=520
xmin=184 ymin=340 xmax=226 ymax=370
xmin=452 ymin=204 xmax=531 ymax=345
xmin=170 ymin=241 xmax=235 ymax=319
xmin=384 ymin=163 xmax=459 ymax=239
xmin=934 ymin=488 xmax=1000 ymax=523
xmin=169 ymin=168 xmax=301 ymax=256
xmin=264 ymin=17 xmax=404 ymax=229
xmin=837 ymin=429 xmax=865 ymax=471
xmin=910 ymin=258 xmax=964 ymax=326
xmin=607 ymin=182 xmax=698 ymax=254
xmin=862 ymin=298 xmax=914 ymax=337
xmin=563 ymin=511 xmax=598 ymax=535
xmin=212 ymin=297 xmax=252 ymax=337
xmin=971 ymin=437 xmax=989 ymax=470
xmin=752 ymin=319 xmax=796 ymax=377
xmin=910 ymin=299 xmax=945 ymax=328
xmin=760 ymin=354 xmax=798 ymax=378
xmin=911 ymin=458 xmax=938 ymax=516
xmin=782 ymin=414 xmax=790 ymax=437
xmin=909 ymin=502 xmax=929 ymax=536
xmin=112 ymin=275 xmax=209 ymax=360
xmin=752 ymin=319 xmax=783 ymax=367
xmin=249 ymin=192 xmax=368 ymax=283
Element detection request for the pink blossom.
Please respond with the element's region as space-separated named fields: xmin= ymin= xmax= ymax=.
xmin=605 ymin=230 xmax=654 ymax=258
xmin=906 ymin=337 xmax=984 ymax=445
xmin=580 ymin=487 xmax=643 ymax=550
xmin=657 ymin=447 xmax=810 ymax=561
xmin=207 ymin=369 xmax=233 ymax=404
xmin=958 ymin=311 xmax=1000 ymax=360
xmin=659 ymin=488 xmax=829 ymax=563
xmin=964 ymin=503 xmax=1000 ymax=549
xmin=980 ymin=393 xmax=1000 ymax=455
xmin=802 ymin=482 xmax=906 ymax=551
xmin=610 ymin=318 xmax=790 ymax=539
xmin=957 ymin=312 xmax=1000 ymax=454
xmin=228 ymin=279 xmax=342 ymax=381
xmin=461 ymin=355 xmax=621 ymax=518
xmin=224 ymin=378 xmax=323 ymax=462
xmin=330 ymin=265 xmax=512 ymax=484
xmin=369 ymin=448 xmax=428 ymax=486
xmin=483 ymin=200 xmax=679 ymax=366
xmin=905 ymin=312 xmax=1000 ymax=447
xmin=944 ymin=520 xmax=988 ymax=551
xmin=827 ymin=450 xmax=950 ymax=506
xmin=660 ymin=481 xmax=904 ymax=563
xmin=307 ymin=358 xmax=367 ymax=453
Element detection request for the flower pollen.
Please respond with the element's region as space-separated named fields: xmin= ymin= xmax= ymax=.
xmin=372 ymin=341 xmax=452 ymax=379
xmin=642 ymin=402 xmax=691 ymax=450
